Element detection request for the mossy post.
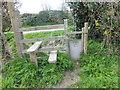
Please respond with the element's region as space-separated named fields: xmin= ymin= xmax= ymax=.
xmin=84 ymin=22 xmax=88 ymax=55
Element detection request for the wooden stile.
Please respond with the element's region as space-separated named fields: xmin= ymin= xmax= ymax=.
xmin=5 ymin=0 xmax=89 ymax=65
xmin=27 ymin=41 xmax=42 ymax=65
xmin=27 ymin=41 xmax=42 ymax=53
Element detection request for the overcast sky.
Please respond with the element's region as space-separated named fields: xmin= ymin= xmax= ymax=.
xmin=19 ymin=0 xmax=64 ymax=14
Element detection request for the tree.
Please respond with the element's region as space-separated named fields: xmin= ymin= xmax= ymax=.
xmin=41 ymin=0 xmax=51 ymax=11
xmin=67 ymin=2 xmax=120 ymax=54
xmin=68 ymin=2 xmax=88 ymax=39
xmin=61 ymin=0 xmax=68 ymax=11
xmin=0 ymin=1 xmax=11 ymax=62
xmin=0 ymin=0 xmax=21 ymax=61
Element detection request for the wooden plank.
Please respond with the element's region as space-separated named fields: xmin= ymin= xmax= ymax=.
xmin=48 ymin=50 xmax=57 ymax=63
xmin=27 ymin=41 xmax=42 ymax=53
xmin=21 ymin=36 xmax=68 ymax=43
xmin=39 ymin=46 xmax=67 ymax=52
xmin=84 ymin=22 xmax=88 ymax=55
xmin=66 ymin=31 xmax=83 ymax=35
xmin=20 ymin=24 xmax=64 ymax=32
xmin=22 ymin=46 xmax=67 ymax=53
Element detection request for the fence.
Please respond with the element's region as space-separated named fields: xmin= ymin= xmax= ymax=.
xmin=6 ymin=2 xmax=89 ymax=65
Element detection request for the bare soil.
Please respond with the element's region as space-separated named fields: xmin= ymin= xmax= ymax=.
xmin=53 ymin=61 xmax=80 ymax=88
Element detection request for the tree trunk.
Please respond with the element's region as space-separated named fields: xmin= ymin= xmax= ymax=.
xmin=0 ymin=34 xmax=3 ymax=59
xmin=0 ymin=1 xmax=11 ymax=62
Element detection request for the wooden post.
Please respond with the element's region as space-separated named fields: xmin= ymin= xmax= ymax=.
xmin=0 ymin=2 xmax=2 ymax=59
xmin=82 ymin=27 xmax=84 ymax=51
xmin=64 ymin=19 xmax=70 ymax=54
xmin=0 ymin=2 xmax=3 ymax=86
xmin=29 ymin=52 xmax=38 ymax=66
xmin=0 ymin=1 xmax=11 ymax=59
xmin=15 ymin=11 xmax=24 ymax=56
xmin=7 ymin=1 xmax=24 ymax=57
xmin=84 ymin=22 xmax=88 ymax=55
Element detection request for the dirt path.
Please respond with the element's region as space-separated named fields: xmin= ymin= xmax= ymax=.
xmin=53 ymin=61 xmax=80 ymax=88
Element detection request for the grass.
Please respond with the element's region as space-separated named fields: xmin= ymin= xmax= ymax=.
xmin=4 ymin=30 xmax=119 ymax=88
xmin=68 ymin=40 xmax=119 ymax=88
xmin=24 ymin=30 xmax=65 ymax=39
xmin=2 ymin=52 xmax=74 ymax=88
xmin=2 ymin=30 xmax=74 ymax=88
xmin=22 ymin=23 xmax=59 ymax=28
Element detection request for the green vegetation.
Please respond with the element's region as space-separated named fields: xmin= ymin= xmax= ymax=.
xmin=24 ymin=30 xmax=65 ymax=39
xmin=2 ymin=52 xmax=74 ymax=88
xmin=3 ymin=30 xmax=119 ymax=88
xmin=68 ymin=40 xmax=119 ymax=88
xmin=22 ymin=23 xmax=58 ymax=28
xmin=22 ymin=11 xmax=69 ymax=27
xmin=2 ymin=30 xmax=74 ymax=88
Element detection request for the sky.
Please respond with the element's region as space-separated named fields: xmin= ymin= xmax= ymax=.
xmin=19 ymin=0 xmax=64 ymax=14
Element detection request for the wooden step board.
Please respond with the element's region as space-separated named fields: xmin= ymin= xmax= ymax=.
xmin=27 ymin=41 xmax=42 ymax=53
xmin=48 ymin=50 xmax=57 ymax=63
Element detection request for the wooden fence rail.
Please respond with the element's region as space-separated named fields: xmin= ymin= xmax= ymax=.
xmin=20 ymin=24 xmax=64 ymax=32
xmin=21 ymin=36 xmax=68 ymax=43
